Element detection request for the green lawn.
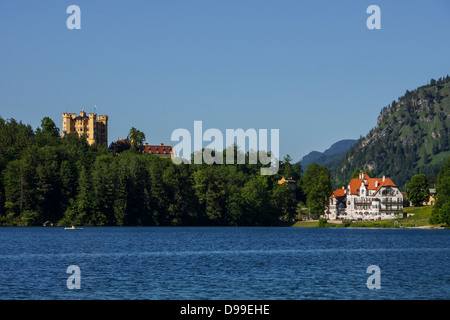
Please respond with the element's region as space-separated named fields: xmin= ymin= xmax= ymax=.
xmin=291 ymin=206 xmax=443 ymax=228
xmin=291 ymin=220 xmax=320 ymax=227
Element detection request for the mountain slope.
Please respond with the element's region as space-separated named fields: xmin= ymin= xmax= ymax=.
xmin=332 ymin=76 xmax=450 ymax=189
xmin=301 ymin=139 xmax=357 ymax=169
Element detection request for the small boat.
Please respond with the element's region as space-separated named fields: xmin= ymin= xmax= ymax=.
xmin=64 ymin=226 xmax=83 ymax=230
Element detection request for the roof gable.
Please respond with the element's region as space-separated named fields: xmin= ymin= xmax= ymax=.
xmin=348 ymin=175 xmax=397 ymax=195
xmin=331 ymin=188 xmax=347 ymax=199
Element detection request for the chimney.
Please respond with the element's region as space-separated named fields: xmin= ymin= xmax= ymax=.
xmin=375 ymin=180 xmax=379 ymax=188
xmin=382 ymin=175 xmax=386 ymax=182
xmin=160 ymin=143 xmax=164 ymax=146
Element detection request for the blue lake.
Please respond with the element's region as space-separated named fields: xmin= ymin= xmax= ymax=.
xmin=0 ymin=227 xmax=448 ymax=300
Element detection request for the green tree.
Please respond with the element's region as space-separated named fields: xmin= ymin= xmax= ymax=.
xmin=2 ymin=156 xmax=36 ymax=223
xmin=272 ymin=182 xmax=297 ymax=222
xmin=302 ymin=163 xmax=332 ymax=217
xmin=20 ymin=210 xmax=39 ymax=226
xmin=61 ymin=165 xmax=94 ymax=226
xmin=280 ymin=155 xmax=294 ymax=178
xmin=432 ymin=141 xmax=440 ymax=155
xmin=147 ymin=156 xmax=170 ymax=225
xmin=128 ymin=127 xmax=146 ymax=151
xmin=40 ymin=117 xmax=60 ymax=138
xmin=351 ymin=168 xmax=361 ymax=179
xmin=364 ymin=168 xmax=372 ymax=178
xmin=112 ymin=156 xmax=130 ymax=226
xmin=193 ymin=167 xmax=227 ymax=225
xmin=430 ymin=157 xmax=450 ymax=225
xmin=33 ymin=146 xmax=62 ymax=224
xmin=91 ymin=154 xmax=116 ymax=225
xmin=241 ymin=175 xmax=274 ymax=225
xmin=423 ymin=151 xmax=430 ymax=165
xmin=109 ymin=139 xmax=131 ymax=154
xmin=405 ymin=174 xmax=430 ymax=206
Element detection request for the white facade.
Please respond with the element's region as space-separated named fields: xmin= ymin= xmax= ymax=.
xmin=326 ymin=173 xmax=404 ymax=221
xmin=327 ymin=189 xmax=347 ymax=220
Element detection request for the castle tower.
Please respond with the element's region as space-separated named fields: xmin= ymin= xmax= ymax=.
xmin=62 ymin=110 xmax=108 ymax=146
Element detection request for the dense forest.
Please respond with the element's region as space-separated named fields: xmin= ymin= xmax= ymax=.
xmin=2 ymin=75 xmax=450 ymax=227
xmin=332 ymin=75 xmax=450 ymax=189
xmin=0 ymin=117 xmax=315 ymax=226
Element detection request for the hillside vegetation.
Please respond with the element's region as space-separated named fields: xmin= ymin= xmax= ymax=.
xmin=301 ymin=139 xmax=356 ymax=169
xmin=332 ymin=76 xmax=450 ymax=188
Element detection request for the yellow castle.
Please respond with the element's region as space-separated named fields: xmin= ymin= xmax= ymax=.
xmin=62 ymin=110 xmax=108 ymax=146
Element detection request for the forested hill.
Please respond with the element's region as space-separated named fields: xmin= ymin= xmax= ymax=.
xmin=332 ymin=75 xmax=450 ymax=189
xmin=0 ymin=117 xmax=301 ymax=226
xmin=301 ymin=139 xmax=357 ymax=169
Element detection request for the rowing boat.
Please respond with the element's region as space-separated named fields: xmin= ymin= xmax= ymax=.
xmin=64 ymin=226 xmax=83 ymax=230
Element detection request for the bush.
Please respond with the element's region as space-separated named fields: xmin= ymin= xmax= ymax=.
xmin=318 ymin=218 xmax=328 ymax=227
xmin=20 ymin=210 xmax=38 ymax=226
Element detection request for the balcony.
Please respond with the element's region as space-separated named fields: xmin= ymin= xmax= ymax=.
xmin=379 ymin=208 xmax=402 ymax=214
xmin=354 ymin=199 xmax=373 ymax=205
xmin=381 ymin=199 xmax=403 ymax=205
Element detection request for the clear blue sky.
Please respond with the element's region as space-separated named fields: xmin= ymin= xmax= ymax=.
xmin=1 ymin=0 xmax=449 ymax=162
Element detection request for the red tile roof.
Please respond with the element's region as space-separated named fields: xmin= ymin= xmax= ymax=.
xmin=381 ymin=178 xmax=396 ymax=187
xmin=142 ymin=144 xmax=173 ymax=155
xmin=330 ymin=188 xmax=347 ymax=199
xmin=374 ymin=178 xmax=396 ymax=195
xmin=349 ymin=178 xmax=364 ymax=195
xmin=348 ymin=174 xmax=397 ymax=195
xmin=367 ymin=178 xmax=383 ymax=190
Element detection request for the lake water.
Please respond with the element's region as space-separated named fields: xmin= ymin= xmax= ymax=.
xmin=0 ymin=227 xmax=448 ymax=300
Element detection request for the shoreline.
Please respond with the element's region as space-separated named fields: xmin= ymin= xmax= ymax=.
xmin=0 ymin=224 xmax=447 ymax=230
xmin=291 ymin=219 xmax=447 ymax=229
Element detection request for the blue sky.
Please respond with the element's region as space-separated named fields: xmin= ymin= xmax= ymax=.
xmin=0 ymin=0 xmax=449 ymax=162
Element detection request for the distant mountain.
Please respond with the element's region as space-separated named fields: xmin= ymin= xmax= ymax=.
xmin=332 ymin=75 xmax=450 ymax=189
xmin=301 ymin=139 xmax=357 ymax=169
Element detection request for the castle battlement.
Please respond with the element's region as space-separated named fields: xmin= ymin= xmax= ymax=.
xmin=61 ymin=110 xmax=108 ymax=146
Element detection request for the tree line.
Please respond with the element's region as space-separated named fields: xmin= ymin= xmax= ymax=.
xmin=0 ymin=116 xmax=336 ymax=226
